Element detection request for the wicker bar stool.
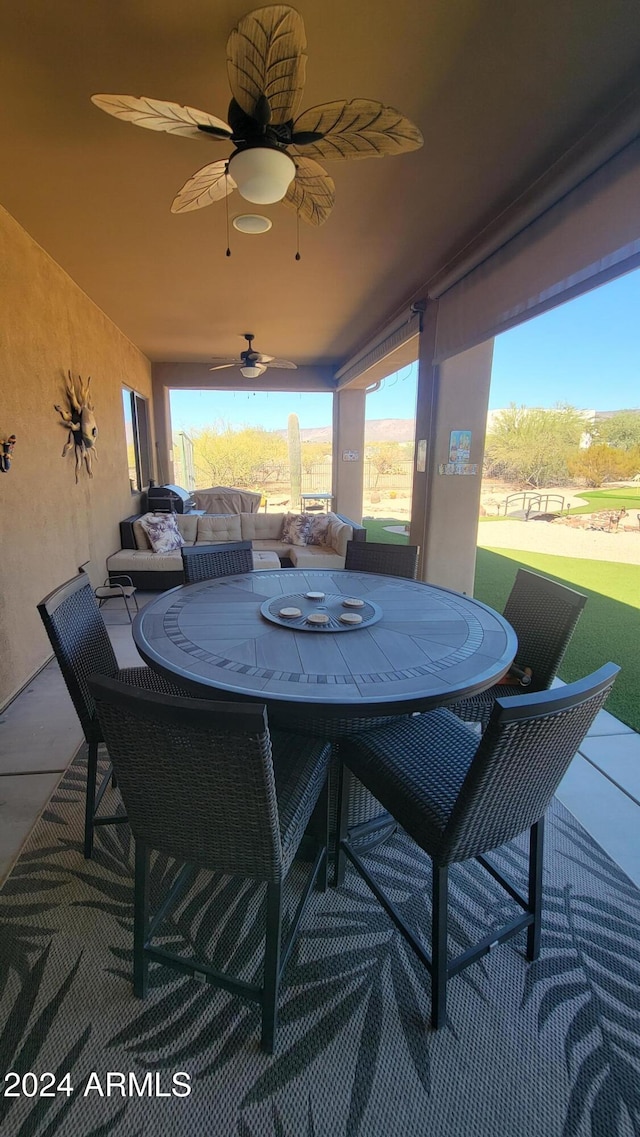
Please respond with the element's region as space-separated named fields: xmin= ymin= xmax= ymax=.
xmin=344 ymin=539 xmax=419 ymax=579
xmin=89 ymin=676 xmax=331 ymax=1054
xmin=37 ymin=572 xmax=188 ymax=858
xmin=450 ymin=569 xmax=587 ymax=729
xmin=181 ymin=541 xmax=253 ymax=583
xmin=336 ymin=663 xmax=619 ymax=1029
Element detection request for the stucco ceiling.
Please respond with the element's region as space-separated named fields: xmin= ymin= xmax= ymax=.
xmin=1 ymin=1 xmax=639 ymax=373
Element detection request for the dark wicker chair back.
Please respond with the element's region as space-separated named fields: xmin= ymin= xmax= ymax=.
xmin=89 ymin=673 xmax=331 ymax=1053
xmin=38 ymin=571 xmax=189 ymax=859
xmin=181 ymin=541 xmax=253 ymax=584
xmin=442 ymin=663 xmax=618 ymax=864
xmin=337 ymin=662 xmax=619 ymax=1029
xmin=451 ymin=568 xmax=587 ymax=727
xmin=344 ymin=540 xmax=419 ymax=579
xmin=37 ymin=572 xmax=119 ymax=742
xmin=502 ymin=568 xmax=587 ymax=692
xmin=89 ymin=678 xmax=283 ymax=879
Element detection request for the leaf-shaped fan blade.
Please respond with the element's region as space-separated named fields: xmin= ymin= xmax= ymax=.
xmin=91 ymin=94 xmax=232 ymax=140
xmin=253 ymin=353 xmax=274 ymax=363
xmin=267 ymin=359 xmax=297 ymax=369
xmin=209 ymin=363 xmax=236 ymax=372
xmin=281 ymin=157 xmax=335 ymax=226
xmin=171 ymin=161 xmax=236 ymax=213
xmin=226 ymin=5 xmax=307 ymax=125
xmin=290 ymin=99 xmax=423 ymax=160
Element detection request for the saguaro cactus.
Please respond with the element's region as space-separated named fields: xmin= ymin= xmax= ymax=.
xmin=287 ymin=413 xmax=302 ymax=507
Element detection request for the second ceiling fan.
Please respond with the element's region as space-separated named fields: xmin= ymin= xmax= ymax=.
xmin=209 ymin=333 xmax=297 ymax=378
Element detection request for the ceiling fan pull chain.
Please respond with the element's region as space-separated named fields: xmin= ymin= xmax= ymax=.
xmin=225 ymin=173 xmax=231 ymax=257
xmin=295 ymin=209 xmax=301 ymax=261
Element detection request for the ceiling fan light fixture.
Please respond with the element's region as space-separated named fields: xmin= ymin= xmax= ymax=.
xmin=232 ymin=213 xmax=273 ymax=234
xmin=228 ymin=147 xmax=296 ymax=204
xmin=240 ymin=363 xmax=265 ymax=379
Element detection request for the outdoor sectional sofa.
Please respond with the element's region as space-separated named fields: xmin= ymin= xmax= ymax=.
xmin=107 ymin=510 xmax=365 ymax=590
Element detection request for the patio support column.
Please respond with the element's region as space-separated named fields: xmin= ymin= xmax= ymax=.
xmin=332 ymin=387 xmax=366 ymax=523
xmin=410 ymin=308 xmax=494 ymax=595
xmin=151 ymin=373 xmax=174 ymax=486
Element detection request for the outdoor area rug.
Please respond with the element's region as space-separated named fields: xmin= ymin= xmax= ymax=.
xmin=1 ymin=749 xmax=639 ymax=1137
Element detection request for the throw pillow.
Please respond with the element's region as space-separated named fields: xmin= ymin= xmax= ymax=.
xmin=280 ymin=512 xmax=311 ymax=546
xmin=139 ymin=512 xmax=185 ymax=554
xmin=305 ymin=513 xmax=331 ymax=546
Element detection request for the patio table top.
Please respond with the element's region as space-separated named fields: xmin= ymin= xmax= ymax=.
xmin=132 ymin=569 xmax=517 ymax=719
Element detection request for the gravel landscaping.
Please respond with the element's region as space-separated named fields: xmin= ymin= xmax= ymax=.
xmin=478 ymin=518 xmax=640 ymax=564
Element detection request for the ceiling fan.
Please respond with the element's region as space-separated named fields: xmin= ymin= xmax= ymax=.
xmin=209 ymin=333 xmax=297 ymax=378
xmin=91 ymin=4 xmax=423 ymax=227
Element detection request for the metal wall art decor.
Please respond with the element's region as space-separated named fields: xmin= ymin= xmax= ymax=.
xmin=91 ymin=5 xmax=423 ymax=229
xmin=55 ymin=372 xmax=98 ymax=481
xmin=0 ymin=434 xmax=16 ymax=473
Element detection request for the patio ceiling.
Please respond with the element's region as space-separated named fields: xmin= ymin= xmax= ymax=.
xmin=1 ymin=1 xmax=639 ymax=374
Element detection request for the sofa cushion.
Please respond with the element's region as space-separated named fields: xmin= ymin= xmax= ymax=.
xmin=139 ymin=512 xmax=185 ymax=553
xmin=176 ymin=514 xmax=199 ymax=543
xmin=132 ymin=517 xmax=152 ymax=550
xmin=327 ymin=515 xmax=353 ymax=558
xmin=251 ymin=539 xmax=294 ymax=556
xmin=251 ymin=551 xmax=281 ymax=570
xmin=107 ymin=547 xmax=277 ymax=575
xmin=196 ymin=514 xmax=242 ymax=543
xmin=289 ymin=546 xmax=346 ymax=569
xmin=107 ymin=548 xmax=183 ymax=573
xmin=280 ymin=512 xmax=310 ymax=546
xmin=240 ymin=512 xmax=286 ymax=541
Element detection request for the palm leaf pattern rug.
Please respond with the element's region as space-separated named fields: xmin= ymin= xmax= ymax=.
xmin=1 ymin=750 xmax=639 ymax=1137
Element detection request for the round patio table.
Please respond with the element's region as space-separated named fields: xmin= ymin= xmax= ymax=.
xmin=133 ymin=568 xmax=516 ymax=714
xmin=133 ymin=568 xmax=517 ymax=844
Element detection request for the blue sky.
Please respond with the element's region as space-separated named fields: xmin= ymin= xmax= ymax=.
xmin=170 ymin=267 xmax=639 ymax=433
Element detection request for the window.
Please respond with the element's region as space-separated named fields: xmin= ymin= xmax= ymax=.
xmin=122 ymin=388 xmax=151 ymax=492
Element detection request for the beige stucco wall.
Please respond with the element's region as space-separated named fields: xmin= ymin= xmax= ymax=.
xmin=332 ymin=388 xmax=366 ymax=523
xmin=0 ymin=205 xmax=153 ymax=709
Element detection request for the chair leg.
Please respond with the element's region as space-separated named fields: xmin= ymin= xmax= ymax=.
xmin=84 ymin=741 xmax=98 ymax=859
xmin=431 ymin=865 xmax=449 ymax=1029
xmin=526 ymin=818 xmax=544 ymax=961
xmin=333 ymin=762 xmax=351 ymax=888
xmin=133 ymin=841 xmax=150 ymax=999
xmin=123 ymin=592 xmax=137 ymax=623
xmin=317 ymin=780 xmax=330 ymax=893
xmin=261 ymin=882 xmax=283 ymax=1054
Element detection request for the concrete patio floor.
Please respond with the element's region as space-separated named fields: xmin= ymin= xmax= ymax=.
xmin=1 ymin=592 xmax=638 ymax=888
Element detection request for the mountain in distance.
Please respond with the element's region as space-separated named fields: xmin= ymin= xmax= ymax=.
xmin=288 ymin=410 xmax=637 ymax=444
xmin=284 ymin=419 xmax=415 ymax=444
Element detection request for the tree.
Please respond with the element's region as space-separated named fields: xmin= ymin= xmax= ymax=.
xmin=301 ymin=440 xmax=332 ymax=472
xmin=192 ymin=420 xmax=287 ymax=488
xmin=484 ymin=403 xmax=586 ymax=487
xmin=568 ymin=443 xmax=639 ymax=487
xmin=366 ymin=441 xmax=407 ymax=486
xmin=597 ymin=410 xmax=640 ymax=451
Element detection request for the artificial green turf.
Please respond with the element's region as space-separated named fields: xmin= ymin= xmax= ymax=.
xmin=362 ymin=517 xmax=410 ymax=544
xmin=569 ymin=487 xmax=640 ymax=515
xmin=363 ymin=517 xmax=639 ymax=731
xmin=474 ymin=548 xmax=640 ymax=732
